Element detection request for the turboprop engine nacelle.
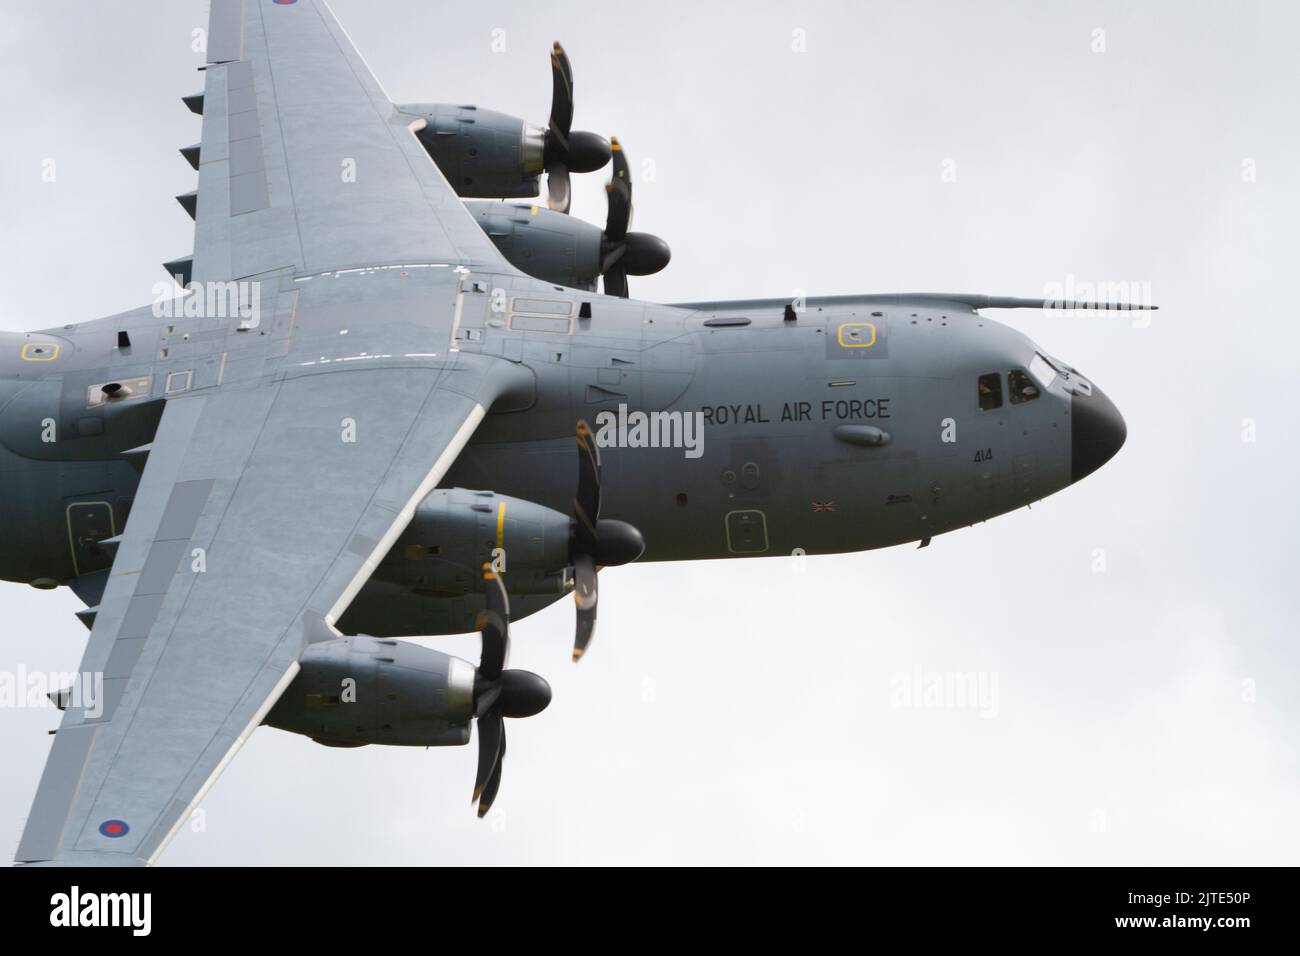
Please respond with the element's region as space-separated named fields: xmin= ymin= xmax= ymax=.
xmin=399 ymin=103 xmax=610 ymax=201
xmin=466 ymin=201 xmax=670 ymax=293
xmin=404 ymin=488 xmax=575 ymax=597
xmin=264 ymin=635 xmax=476 ymax=747
xmin=393 ymin=487 xmax=645 ymax=600
xmin=468 ymin=201 xmax=603 ymax=289
xmin=402 ymin=104 xmax=544 ymax=199
xmin=264 ymin=632 xmax=552 ymax=753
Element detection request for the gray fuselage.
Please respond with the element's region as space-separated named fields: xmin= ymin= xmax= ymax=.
xmin=0 ymin=269 xmax=1124 ymax=636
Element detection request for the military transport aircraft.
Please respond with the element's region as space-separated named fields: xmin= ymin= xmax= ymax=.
xmin=2 ymin=0 xmax=1143 ymax=865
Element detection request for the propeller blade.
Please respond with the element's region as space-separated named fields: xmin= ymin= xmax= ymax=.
xmin=476 ymin=724 xmax=506 ymax=817
xmin=600 ymin=242 xmax=627 ymax=275
xmin=573 ymin=609 xmax=596 ymax=662
xmin=472 ymin=710 xmax=504 ymax=804
xmin=603 ymin=266 xmax=629 ymax=298
xmin=547 ymin=160 xmax=571 ymax=214
xmin=573 ymin=420 xmax=601 ymax=549
xmin=474 ymin=682 xmax=501 ymax=719
xmin=572 ymin=552 xmax=598 ymax=661
xmin=599 ymin=137 xmax=633 ymax=294
xmin=548 ymin=42 xmax=574 ymax=142
xmin=478 ymin=613 xmax=508 ymax=683
xmin=604 ymin=140 xmax=632 ymax=241
xmin=571 ymin=419 xmax=601 ymax=660
xmin=610 ymin=137 xmax=631 ymax=192
xmin=484 ymin=567 xmax=510 ymax=621
xmin=477 ymin=570 xmax=510 ymax=682
xmin=542 ymin=43 xmax=609 ymax=209
xmin=573 ymin=553 xmax=598 ymax=612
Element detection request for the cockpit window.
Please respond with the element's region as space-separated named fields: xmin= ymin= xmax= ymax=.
xmin=1029 ymin=353 xmax=1058 ymax=390
xmin=1009 ymin=369 xmax=1040 ymax=404
xmin=978 ymin=373 xmax=1003 ymax=410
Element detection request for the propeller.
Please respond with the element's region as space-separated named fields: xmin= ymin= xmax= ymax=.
xmin=471 ymin=568 xmax=552 ymax=817
xmin=600 ymin=138 xmax=671 ymax=298
xmin=544 ymin=42 xmax=612 ymax=214
xmin=568 ymin=420 xmax=646 ymax=661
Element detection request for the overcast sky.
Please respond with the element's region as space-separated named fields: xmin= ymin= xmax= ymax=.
xmin=0 ymin=0 xmax=1296 ymax=865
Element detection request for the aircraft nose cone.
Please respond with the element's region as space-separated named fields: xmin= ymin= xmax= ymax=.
xmin=1070 ymin=385 xmax=1127 ymax=483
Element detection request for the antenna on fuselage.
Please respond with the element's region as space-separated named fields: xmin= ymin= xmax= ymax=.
xmin=971 ymin=295 xmax=1158 ymax=312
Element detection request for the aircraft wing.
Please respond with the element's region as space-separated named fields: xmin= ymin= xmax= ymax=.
xmin=17 ymin=358 xmax=517 ymax=866
xmin=15 ymin=0 xmax=526 ymax=865
xmin=186 ymin=0 xmax=508 ymax=285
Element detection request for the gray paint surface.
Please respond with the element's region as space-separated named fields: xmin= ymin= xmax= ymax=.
xmin=0 ymin=0 xmax=1294 ymax=865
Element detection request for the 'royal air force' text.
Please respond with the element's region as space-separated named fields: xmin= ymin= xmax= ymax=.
xmin=698 ymin=398 xmax=891 ymax=426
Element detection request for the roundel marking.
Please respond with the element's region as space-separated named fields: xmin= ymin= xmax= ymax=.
xmin=98 ymin=819 xmax=130 ymax=838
